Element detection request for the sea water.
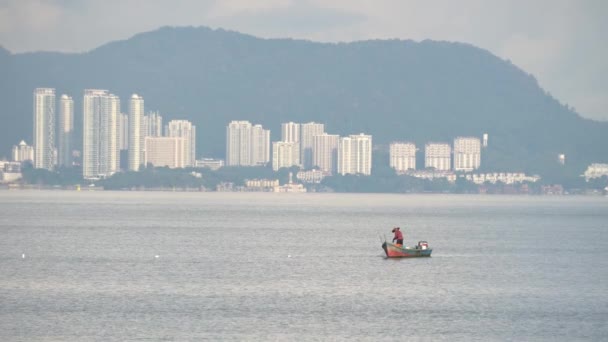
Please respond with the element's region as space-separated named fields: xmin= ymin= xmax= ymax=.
xmin=0 ymin=191 xmax=606 ymax=341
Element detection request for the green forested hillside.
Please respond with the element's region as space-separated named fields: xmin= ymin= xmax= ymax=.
xmin=1 ymin=26 xmax=606 ymax=176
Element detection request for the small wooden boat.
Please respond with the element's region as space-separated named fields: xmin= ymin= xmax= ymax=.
xmin=382 ymin=241 xmax=432 ymax=258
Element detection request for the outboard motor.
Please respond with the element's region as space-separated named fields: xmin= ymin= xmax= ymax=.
xmin=418 ymin=241 xmax=429 ymax=250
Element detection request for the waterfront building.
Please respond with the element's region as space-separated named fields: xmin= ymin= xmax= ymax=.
xmin=465 ymin=172 xmax=540 ymax=185
xmin=483 ymin=133 xmax=488 ymax=147
xmin=144 ymin=111 xmax=163 ymax=137
xmin=425 ymin=142 xmax=451 ymax=171
xmin=300 ymin=122 xmax=325 ymax=169
xmin=337 ymin=133 xmax=373 ymax=176
xmin=0 ymin=160 xmax=23 ymax=183
xmin=296 ymin=169 xmax=329 ymax=184
xmin=128 ymin=94 xmax=144 ymax=171
xmin=245 ymin=178 xmax=279 ymax=191
xmin=82 ymin=89 xmax=120 ymax=179
xmin=165 ymin=120 xmax=196 ymax=166
xmin=453 ymin=137 xmax=481 ymax=172
xmin=407 ymin=169 xmax=457 ymax=183
xmin=312 ymin=133 xmax=339 ymax=174
xmin=12 ymin=140 xmax=34 ymax=163
xmin=58 ymin=94 xmax=74 ymax=167
xmin=144 ymin=136 xmax=185 ymax=168
xmin=194 ymin=158 xmax=224 ymax=170
xmin=272 ymin=141 xmax=299 ymax=171
xmin=33 ymin=88 xmax=56 ymax=170
xmin=273 ymin=172 xmax=307 ymax=193
xmin=390 ymin=142 xmax=416 ymax=173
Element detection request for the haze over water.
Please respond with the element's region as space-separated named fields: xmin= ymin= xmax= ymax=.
xmin=0 ymin=191 xmax=606 ymax=340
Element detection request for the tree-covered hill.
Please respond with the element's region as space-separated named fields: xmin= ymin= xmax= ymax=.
xmin=1 ymin=26 xmax=606 ymax=176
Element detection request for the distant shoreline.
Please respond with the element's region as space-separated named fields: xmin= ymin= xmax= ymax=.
xmin=1 ymin=185 xmax=606 ymax=196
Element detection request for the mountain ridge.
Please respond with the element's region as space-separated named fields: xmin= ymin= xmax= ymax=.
xmin=1 ymin=26 xmax=606 ymax=176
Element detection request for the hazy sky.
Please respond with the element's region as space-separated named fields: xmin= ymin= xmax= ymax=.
xmin=1 ymin=0 xmax=606 ymax=121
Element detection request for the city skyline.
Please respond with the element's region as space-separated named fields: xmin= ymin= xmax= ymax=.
xmin=20 ymin=88 xmax=490 ymax=176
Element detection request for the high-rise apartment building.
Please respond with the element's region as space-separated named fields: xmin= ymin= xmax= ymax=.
xmin=33 ymin=88 xmax=56 ymax=170
xmin=226 ymin=121 xmax=270 ymax=167
xmin=251 ymin=124 xmax=270 ymax=166
xmin=144 ymin=111 xmax=163 ymax=137
xmin=300 ymin=122 xmax=325 ymax=169
xmin=312 ymin=133 xmax=339 ymax=174
xmin=226 ymin=121 xmax=252 ymax=166
xmin=390 ymin=142 xmax=416 ymax=173
xmin=12 ymin=140 xmax=34 ymax=163
xmin=453 ymin=137 xmax=481 ymax=172
xmin=281 ymin=122 xmax=300 ymax=143
xmin=82 ymin=89 xmax=120 ymax=179
xmin=281 ymin=122 xmax=300 ymax=165
xmin=272 ymin=141 xmax=299 ymax=171
xmin=165 ymin=120 xmax=196 ymax=167
xmin=144 ymin=137 xmax=185 ymax=168
xmin=337 ymin=134 xmax=373 ymax=176
xmin=58 ymin=94 xmax=74 ymax=167
xmin=425 ymin=142 xmax=451 ymax=171
xmin=128 ymin=94 xmax=144 ymax=171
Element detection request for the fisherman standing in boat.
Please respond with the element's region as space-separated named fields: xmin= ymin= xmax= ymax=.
xmin=392 ymin=227 xmax=403 ymax=247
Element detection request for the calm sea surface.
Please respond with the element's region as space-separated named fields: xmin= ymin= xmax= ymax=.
xmin=0 ymin=191 xmax=607 ymax=341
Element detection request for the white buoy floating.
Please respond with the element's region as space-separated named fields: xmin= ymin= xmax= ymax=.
xmin=155 ymin=255 xmax=160 ymax=259
xmin=21 ymin=253 xmax=25 ymax=259
xmin=287 ymin=254 xmax=291 ymax=258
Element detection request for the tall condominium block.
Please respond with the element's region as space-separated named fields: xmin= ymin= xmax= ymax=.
xmin=390 ymin=142 xmax=416 ymax=173
xmin=251 ymin=124 xmax=270 ymax=166
xmin=337 ymin=133 xmax=373 ymax=176
xmin=425 ymin=142 xmax=451 ymax=171
xmin=58 ymin=94 xmax=74 ymax=167
xmin=226 ymin=121 xmax=252 ymax=166
xmin=12 ymin=140 xmax=34 ymax=162
xmin=312 ymin=133 xmax=339 ymax=174
xmin=128 ymin=94 xmax=144 ymax=171
xmin=144 ymin=137 xmax=185 ymax=168
xmin=281 ymin=122 xmax=300 ymax=165
xmin=300 ymin=122 xmax=325 ymax=169
xmin=226 ymin=121 xmax=270 ymax=167
xmin=453 ymin=137 xmax=481 ymax=172
xmin=33 ymin=88 xmax=56 ymax=170
xmin=144 ymin=111 xmax=163 ymax=137
xmin=272 ymin=141 xmax=299 ymax=171
xmin=165 ymin=120 xmax=196 ymax=167
xmin=281 ymin=122 xmax=300 ymax=143
xmin=82 ymin=89 xmax=120 ymax=179
xmin=118 ymin=113 xmax=129 ymax=150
